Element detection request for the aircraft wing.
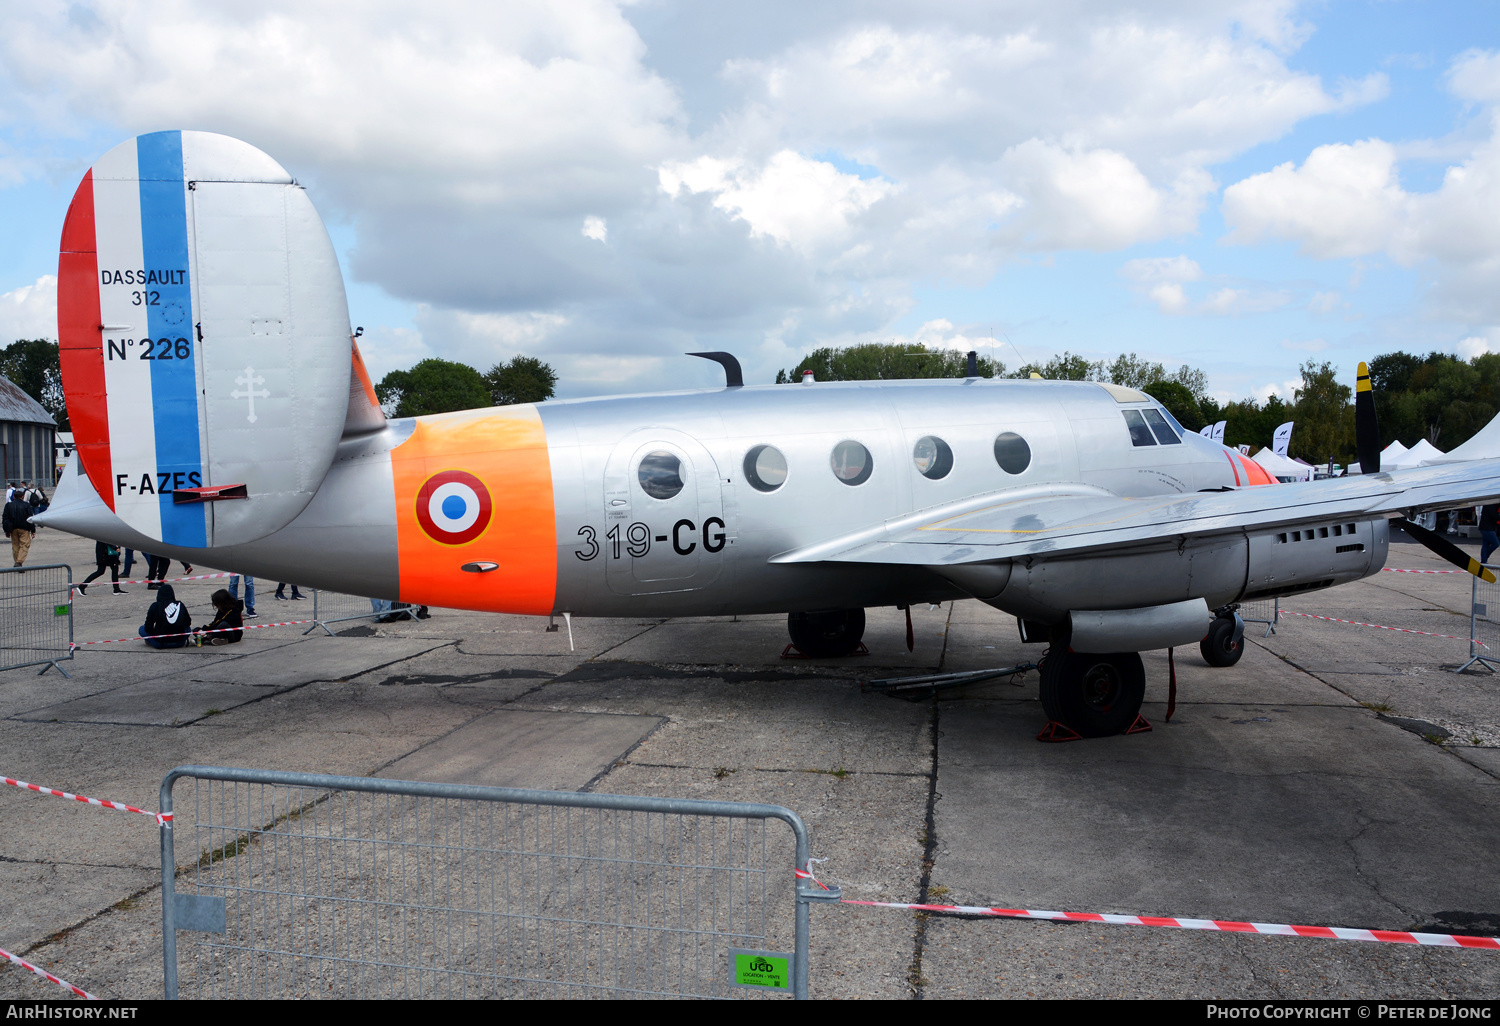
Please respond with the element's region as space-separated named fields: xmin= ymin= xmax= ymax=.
xmin=770 ymin=458 xmax=1500 ymax=567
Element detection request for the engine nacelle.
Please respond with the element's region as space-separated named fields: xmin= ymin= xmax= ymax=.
xmin=1069 ymin=598 xmax=1211 ymax=653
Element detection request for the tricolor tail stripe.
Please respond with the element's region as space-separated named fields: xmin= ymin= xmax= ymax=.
xmin=136 ymin=132 xmax=206 ymax=548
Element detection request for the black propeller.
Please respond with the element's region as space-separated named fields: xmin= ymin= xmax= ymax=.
xmin=1354 ymin=360 xmax=1495 ymax=582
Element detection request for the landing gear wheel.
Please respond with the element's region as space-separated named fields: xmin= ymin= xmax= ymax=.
xmin=787 ymin=608 xmax=866 ymax=658
xmin=1038 ymin=649 xmax=1146 ymax=737
xmin=1199 ymin=616 xmax=1244 ymax=667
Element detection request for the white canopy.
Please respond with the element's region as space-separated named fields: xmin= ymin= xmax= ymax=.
xmin=1427 ymin=409 xmax=1500 ymax=463
xmin=1381 ymin=439 xmax=1409 ymax=464
xmin=1252 ymin=447 xmax=1313 ymax=482
xmin=1405 ymin=438 xmax=1446 ymax=466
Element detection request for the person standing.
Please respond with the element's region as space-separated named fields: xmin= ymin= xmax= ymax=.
xmin=1481 ymin=504 xmax=1499 ymax=567
xmin=122 ymin=548 xmax=136 ymax=578
xmin=144 ymin=553 xmax=169 ymax=589
xmin=2 ymin=489 xmax=36 ymax=567
xmin=228 ymin=575 xmax=257 ymax=618
xmin=275 ymin=582 xmax=304 ymax=600
xmin=78 ymin=541 xmax=127 ymax=595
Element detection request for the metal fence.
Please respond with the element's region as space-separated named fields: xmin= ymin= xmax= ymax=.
xmin=0 ymin=563 xmax=73 ymax=676
xmin=1457 ymin=564 xmax=1500 ymax=673
xmin=1239 ymin=597 xmax=1279 ymax=638
xmin=159 ymin=766 xmax=836 ymax=999
xmin=303 ymin=590 xmax=419 ymax=636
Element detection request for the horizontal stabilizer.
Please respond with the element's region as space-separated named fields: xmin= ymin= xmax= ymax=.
xmin=58 ymin=130 xmax=353 ymax=548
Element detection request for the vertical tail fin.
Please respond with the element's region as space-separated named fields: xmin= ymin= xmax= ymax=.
xmin=58 ymin=131 xmax=353 ymax=547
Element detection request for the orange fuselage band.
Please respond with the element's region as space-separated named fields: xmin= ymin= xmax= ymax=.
xmin=391 ymin=406 xmax=556 ymax=614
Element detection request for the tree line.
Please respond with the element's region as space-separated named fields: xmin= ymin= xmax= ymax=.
xmin=779 ymin=344 xmax=1500 ymax=465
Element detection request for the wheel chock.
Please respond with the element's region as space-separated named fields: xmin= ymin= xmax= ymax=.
xmin=781 ymin=642 xmax=870 ymax=660
xmin=1036 ymin=721 xmax=1083 ymax=742
xmin=1125 ymin=714 xmax=1153 ymax=734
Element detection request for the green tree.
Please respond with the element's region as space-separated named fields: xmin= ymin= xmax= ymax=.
xmin=777 ymin=343 xmax=1003 ymax=382
xmin=486 ymin=355 xmax=558 ymax=406
xmin=376 ymin=358 xmax=491 ymax=418
xmin=1010 ymin=351 xmax=1094 ymax=380
xmin=1289 ymin=360 xmax=1353 ymax=465
xmin=0 ymin=339 xmax=65 ymax=428
xmin=1142 ymin=380 xmax=1205 ymax=432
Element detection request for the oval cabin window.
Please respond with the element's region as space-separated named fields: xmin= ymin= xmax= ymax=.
xmin=830 ymin=440 xmax=874 ymax=486
xmin=637 ymin=450 xmax=685 ymax=499
xmin=744 ymin=444 xmax=788 ymax=492
xmin=993 ymin=432 xmax=1031 ymax=474
xmin=913 ymin=436 xmax=953 ymax=479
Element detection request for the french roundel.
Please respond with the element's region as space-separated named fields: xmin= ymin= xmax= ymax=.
xmin=415 ymin=470 xmax=493 ymax=545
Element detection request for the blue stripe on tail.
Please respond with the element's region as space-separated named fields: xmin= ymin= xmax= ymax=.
xmin=136 ymin=131 xmax=207 ymax=548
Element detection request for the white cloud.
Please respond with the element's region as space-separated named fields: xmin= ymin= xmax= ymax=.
xmin=1120 ymin=256 xmax=1203 ymax=283
xmin=1456 ymin=335 xmax=1490 ymax=360
xmin=1222 ymin=49 xmax=1500 ymax=331
xmin=1199 ymin=287 xmax=1291 ymax=315
xmin=0 ymin=2 xmax=1402 ymax=397
xmin=0 ymin=275 xmax=56 ymax=341
xmin=659 ymin=150 xmax=896 ymax=252
xmin=1308 ymin=291 xmax=1342 ymax=314
xmin=1449 ymin=49 xmax=1500 ymax=104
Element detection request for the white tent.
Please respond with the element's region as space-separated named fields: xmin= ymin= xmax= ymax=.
xmin=1379 ymin=440 xmax=1409 ymax=468
xmin=1252 ymin=447 xmax=1312 ymax=482
xmin=1405 ymin=438 xmax=1446 ymax=466
xmin=1427 ymin=408 xmax=1500 ymax=463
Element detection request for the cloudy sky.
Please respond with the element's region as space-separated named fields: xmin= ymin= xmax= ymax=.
xmin=1 ymin=0 xmax=1497 ymax=401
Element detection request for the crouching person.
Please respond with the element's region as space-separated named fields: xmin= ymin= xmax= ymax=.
xmin=138 ymin=584 xmax=191 ymax=649
xmin=195 ymin=589 xmax=244 ymax=646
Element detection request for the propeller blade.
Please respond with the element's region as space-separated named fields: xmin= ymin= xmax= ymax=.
xmin=1394 ymin=517 xmax=1496 ymax=582
xmin=1356 ymin=360 xmax=1380 ymax=474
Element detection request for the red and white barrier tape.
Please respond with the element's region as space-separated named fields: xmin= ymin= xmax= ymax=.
xmin=75 ymin=571 xmax=235 ymax=589
xmin=73 ymin=618 xmax=315 ymax=647
xmin=1281 ymin=609 xmax=1485 ymax=646
xmin=0 ymin=945 xmax=96 ymax=1000
xmin=840 ymin=899 xmax=1500 ymax=949
xmin=3 ymin=774 xmax=171 ymax=826
xmin=1382 ymin=568 xmax=1463 ymax=574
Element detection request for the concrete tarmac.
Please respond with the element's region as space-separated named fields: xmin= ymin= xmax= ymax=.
xmin=1 ymin=528 xmax=1497 ymax=1000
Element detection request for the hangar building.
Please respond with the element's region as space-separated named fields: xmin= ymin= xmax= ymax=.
xmin=0 ymin=375 xmax=58 ymax=487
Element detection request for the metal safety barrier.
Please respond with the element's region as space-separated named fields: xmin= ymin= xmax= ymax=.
xmin=1457 ymin=563 xmax=1500 ymax=673
xmin=303 ymin=589 xmax=419 ymax=636
xmin=0 ymin=563 xmax=73 ymax=676
xmin=159 ymin=766 xmax=835 ymax=999
xmin=1238 ymin=597 xmax=1279 ymax=638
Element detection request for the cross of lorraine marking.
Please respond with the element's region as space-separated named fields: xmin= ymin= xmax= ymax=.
xmin=231 ymin=366 xmax=269 ymax=424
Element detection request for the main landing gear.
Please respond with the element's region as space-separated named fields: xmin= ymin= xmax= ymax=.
xmin=1038 ymin=648 xmax=1146 ymax=738
xmin=786 ymin=608 xmax=866 ymax=658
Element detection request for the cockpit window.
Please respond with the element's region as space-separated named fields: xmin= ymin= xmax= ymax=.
xmin=1155 ymin=405 xmax=1188 ymax=438
xmin=1122 ymin=409 xmax=1157 ymax=447
xmin=1141 ymin=408 xmax=1182 ymax=445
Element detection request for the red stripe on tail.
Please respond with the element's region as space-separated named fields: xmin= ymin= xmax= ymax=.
xmin=57 ymin=169 xmax=113 ymax=511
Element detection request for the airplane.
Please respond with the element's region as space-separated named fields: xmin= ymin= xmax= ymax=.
xmin=38 ymin=131 xmax=1500 ymax=738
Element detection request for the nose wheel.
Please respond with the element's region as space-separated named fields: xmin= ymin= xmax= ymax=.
xmin=1039 ymin=649 xmax=1146 ymax=737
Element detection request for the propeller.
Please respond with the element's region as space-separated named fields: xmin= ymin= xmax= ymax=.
xmin=1354 ymin=360 xmax=1495 ymax=582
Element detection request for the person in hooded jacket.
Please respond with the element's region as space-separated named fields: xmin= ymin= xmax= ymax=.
xmin=2 ymin=490 xmax=36 ymax=566
xmin=194 ymin=589 xmax=243 ymax=645
xmin=138 ymin=583 xmax=191 ymax=648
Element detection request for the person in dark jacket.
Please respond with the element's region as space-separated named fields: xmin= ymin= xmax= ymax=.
xmin=1481 ymin=504 xmax=1499 ymax=566
xmin=138 ymin=583 xmax=191 ymax=648
xmin=2 ymin=492 xmax=36 ymax=567
xmin=194 ymin=589 xmax=243 ymax=645
xmin=78 ymin=541 xmax=127 ymax=595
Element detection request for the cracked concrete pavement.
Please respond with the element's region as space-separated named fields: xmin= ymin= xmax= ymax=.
xmin=1 ymin=528 xmax=1497 ymax=1000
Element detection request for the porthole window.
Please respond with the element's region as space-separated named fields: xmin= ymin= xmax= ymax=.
xmin=993 ymin=432 xmax=1031 ymax=474
xmin=744 ymin=444 xmax=788 ymax=492
xmin=637 ymin=450 xmax=684 ymax=500
xmin=831 ymin=440 xmax=874 ymax=486
xmin=913 ymin=436 xmax=953 ymax=480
